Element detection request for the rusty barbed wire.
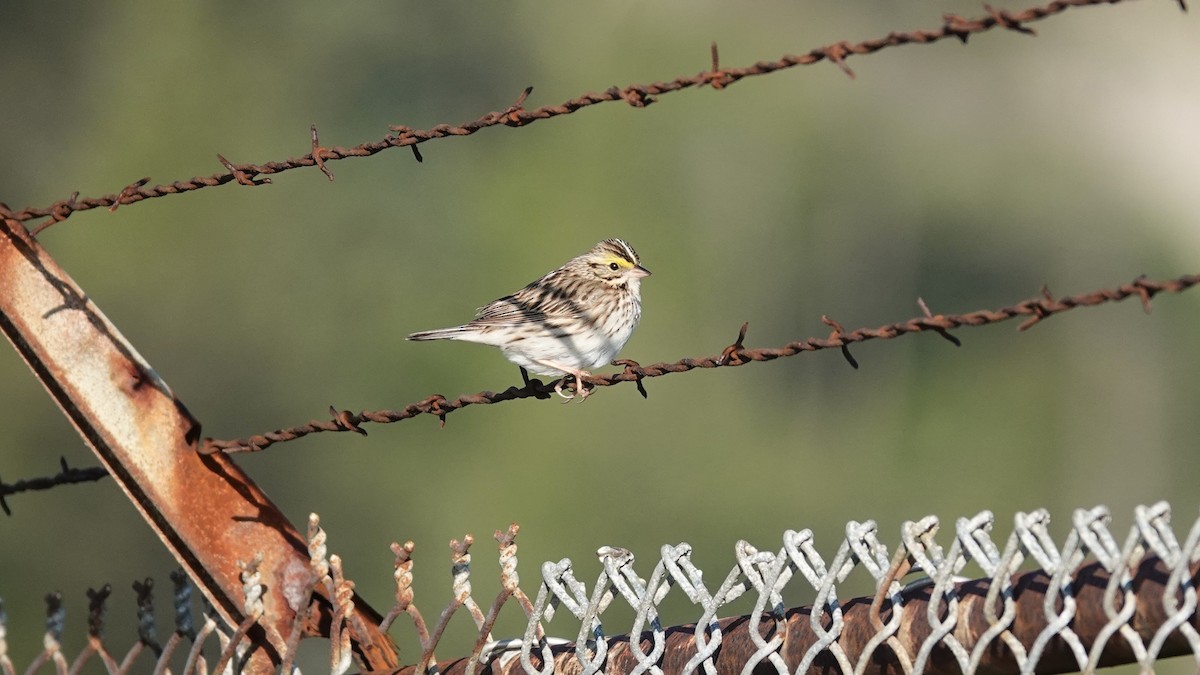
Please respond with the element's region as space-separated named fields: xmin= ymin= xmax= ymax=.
xmin=3 ymin=0 xmax=1179 ymax=235
xmin=0 ymin=457 xmax=109 ymax=516
xmin=201 ymin=271 xmax=1199 ymax=454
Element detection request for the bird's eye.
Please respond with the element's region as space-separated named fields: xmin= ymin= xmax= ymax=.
xmin=609 ymin=262 xmax=620 ymax=271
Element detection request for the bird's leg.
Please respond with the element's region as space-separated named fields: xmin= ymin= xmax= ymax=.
xmin=519 ymin=366 xmax=531 ymax=387
xmin=532 ymin=359 xmax=593 ymax=402
xmin=556 ymin=372 xmax=592 ymax=403
xmin=572 ymin=372 xmax=592 ymax=401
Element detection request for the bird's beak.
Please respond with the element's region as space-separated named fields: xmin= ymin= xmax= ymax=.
xmin=631 ymin=265 xmax=652 ymax=278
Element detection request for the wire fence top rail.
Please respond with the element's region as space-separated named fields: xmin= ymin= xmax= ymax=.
xmin=200 ymin=271 xmax=1199 ymax=454
xmin=2 ymin=0 xmax=1182 ymax=235
xmin=4 ymin=503 xmax=1200 ymax=675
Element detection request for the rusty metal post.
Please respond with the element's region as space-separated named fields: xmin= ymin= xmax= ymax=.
xmin=0 ymin=218 xmax=398 ymax=672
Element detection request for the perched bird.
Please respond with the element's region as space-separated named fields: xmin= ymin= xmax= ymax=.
xmin=408 ymin=238 xmax=651 ymax=401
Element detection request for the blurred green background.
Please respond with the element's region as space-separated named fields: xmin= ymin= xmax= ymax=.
xmin=2 ymin=1 xmax=1198 ymax=672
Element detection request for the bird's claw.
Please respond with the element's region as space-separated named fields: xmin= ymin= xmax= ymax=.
xmin=554 ymin=375 xmax=591 ymax=403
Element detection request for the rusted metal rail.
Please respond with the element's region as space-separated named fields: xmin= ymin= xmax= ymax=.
xmin=0 ymin=217 xmax=398 ymax=672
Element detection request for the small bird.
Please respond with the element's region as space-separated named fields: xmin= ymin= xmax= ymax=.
xmin=407 ymin=238 xmax=651 ymax=401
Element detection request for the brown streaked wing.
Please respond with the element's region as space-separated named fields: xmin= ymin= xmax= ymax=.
xmin=471 ymin=273 xmax=595 ymax=327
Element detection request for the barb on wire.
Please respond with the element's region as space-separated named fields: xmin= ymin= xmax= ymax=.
xmin=311 ymin=124 xmax=335 ymax=181
xmin=918 ymin=297 xmax=963 ymax=346
xmin=821 ymin=315 xmax=860 ymax=369
xmin=201 ymin=271 xmax=1200 ymax=454
xmin=0 ymin=457 xmax=109 ymax=516
xmin=8 ymin=0 xmax=1176 ymax=233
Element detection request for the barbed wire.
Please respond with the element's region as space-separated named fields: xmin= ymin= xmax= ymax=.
xmin=0 ymin=457 xmax=109 ymax=516
xmin=2 ymin=0 xmax=1178 ymax=236
xmin=4 ymin=503 xmax=1200 ymax=674
xmin=9 ymin=273 xmax=1192 ymax=497
xmin=201 ymin=271 xmax=1199 ymax=454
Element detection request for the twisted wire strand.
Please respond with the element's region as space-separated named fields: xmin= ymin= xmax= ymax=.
xmin=3 ymin=0 xmax=1173 ymax=234
xmin=201 ymin=272 xmax=1200 ymax=454
xmin=0 ymin=458 xmax=108 ymax=516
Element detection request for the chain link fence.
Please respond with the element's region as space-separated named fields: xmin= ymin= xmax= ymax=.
xmin=3 ymin=503 xmax=1198 ymax=674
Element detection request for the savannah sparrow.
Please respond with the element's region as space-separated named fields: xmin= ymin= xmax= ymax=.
xmin=407 ymin=238 xmax=651 ymax=401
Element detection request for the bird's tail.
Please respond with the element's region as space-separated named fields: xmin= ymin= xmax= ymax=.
xmin=406 ymin=326 xmax=469 ymax=341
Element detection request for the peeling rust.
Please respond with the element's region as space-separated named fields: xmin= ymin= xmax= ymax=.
xmin=0 ymin=217 xmax=398 ymax=670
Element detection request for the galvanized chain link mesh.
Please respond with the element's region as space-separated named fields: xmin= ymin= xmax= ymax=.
xmin=3 ymin=502 xmax=1199 ymax=674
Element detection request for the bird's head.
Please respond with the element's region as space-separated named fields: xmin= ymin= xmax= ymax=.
xmin=580 ymin=238 xmax=651 ymax=287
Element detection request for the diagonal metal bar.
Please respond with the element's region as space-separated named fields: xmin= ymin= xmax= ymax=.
xmin=0 ymin=217 xmax=398 ymax=672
